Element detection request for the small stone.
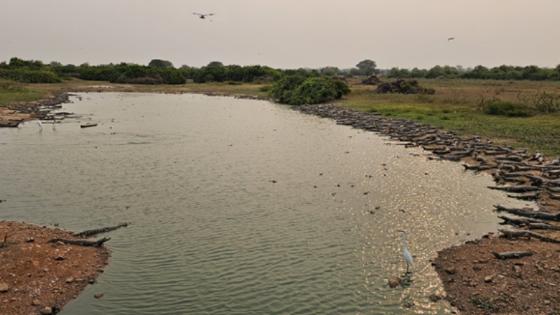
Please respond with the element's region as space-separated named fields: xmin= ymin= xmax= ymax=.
xmin=25 ymin=237 xmax=34 ymax=243
xmin=65 ymin=277 xmax=74 ymax=283
xmin=54 ymin=255 xmax=65 ymax=261
xmin=88 ymin=279 xmax=96 ymax=284
xmin=445 ymin=267 xmax=457 ymax=275
xmin=0 ymin=282 xmax=9 ymax=293
xmin=31 ymin=299 xmax=41 ymax=306
xmin=40 ymin=306 xmax=53 ymax=315
xmin=388 ymin=277 xmax=401 ymax=288
xmin=428 ymin=294 xmax=443 ymax=302
xmin=484 ymin=275 xmax=494 ymax=283
xmin=473 ymin=265 xmax=482 ymax=271
xmin=544 ymin=300 xmax=551 ymax=305
xmin=94 ymin=293 xmax=104 ymax=299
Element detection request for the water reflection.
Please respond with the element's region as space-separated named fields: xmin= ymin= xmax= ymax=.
xmin=0 ymin=93 xmax=531 ymax=314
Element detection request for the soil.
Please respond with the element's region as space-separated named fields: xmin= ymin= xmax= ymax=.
xmin=0 ymin=221 xmax=109 ymax=315
xmin=434 ymin=234 xmax=560 ymax=315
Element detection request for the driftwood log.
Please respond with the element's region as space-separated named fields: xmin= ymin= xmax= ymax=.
xmin=73 ymin=222 xmax=129 ymax=238
xmin=492 ymin=251 xmax=533 ymax=259
xmin=49 ymin=237 xmax=110 ymax=247
xmin=494 ymin=205 xmax=560 ymax=221
xmin=488 ymin=185 xmax=539 ymax=193
xmin=499 ymin=229 xmax=560 ymax=244
xmin=498 ymin=216 xmax=560 ymax=230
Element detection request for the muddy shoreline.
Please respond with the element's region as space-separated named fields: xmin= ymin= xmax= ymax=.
xmin=0 ymin=221 xmax=109 ymax=315
xmin=295 ymin=103 xmax=560 ymax=314
xmin=0 ymin=92 xmax=71 ymax=127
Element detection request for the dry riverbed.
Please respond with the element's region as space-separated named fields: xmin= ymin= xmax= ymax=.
xmin=0 ymin=221 xmax=108 ymax=315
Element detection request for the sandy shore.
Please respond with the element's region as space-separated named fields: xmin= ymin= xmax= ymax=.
xmin=0 ymin=221 xmax=109 ymax=315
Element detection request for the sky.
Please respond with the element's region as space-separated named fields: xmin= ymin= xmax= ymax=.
xmin=1 ymin=0 xmax=559 ymax=69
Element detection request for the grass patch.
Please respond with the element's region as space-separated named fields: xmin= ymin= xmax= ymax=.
xmin=340 ymin=79 xmax=560 ymax=155
xmin=0 ymin=80 xmax=46 ymax=107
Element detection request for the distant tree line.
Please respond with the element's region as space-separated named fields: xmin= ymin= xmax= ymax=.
xmin=0 ymin=58 xmax=280 ymax=85
xmin=384 ymin=65 xmax=560 ymax=81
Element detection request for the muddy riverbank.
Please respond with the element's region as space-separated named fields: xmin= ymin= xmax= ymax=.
xmin=0 ymin=92 xmax=71 ymax=127
xmin=0 ymin=221 xmax=109 ymax=315
xmin=296 ymin=103 xmax=560 ymax=314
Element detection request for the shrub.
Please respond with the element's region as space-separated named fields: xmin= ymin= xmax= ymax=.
xmin=481 ymin=100 xmax=533 ymax=117
xmin=270 ymin=75 xmax=350 ymax=105
xmin=376 ymin=79 xmax=435 ymax=95
xmin=0 ymin=69 xmax=62 ymax=83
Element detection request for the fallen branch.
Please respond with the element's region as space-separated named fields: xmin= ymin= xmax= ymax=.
xmin=492 ymin=251 xmax=533 ymax=260
xmin=494 ymin=205 xmax=560 ymax=221
xmin=49 ymin=237 xmax=110 ymax=247
xmin=498 ymin=216 xmax=560 ymax=230
xmin=499 ymin=229 xmax=560 ymax=244
xmin=73 ymin=222 xmax=129 ymax=238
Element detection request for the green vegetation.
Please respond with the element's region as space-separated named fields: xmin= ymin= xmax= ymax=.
xmin=341 ymin=79 xmax=560 ymax=155
xmin=0 ymin=80 xmax=46 ymax=107
xmin=386 ymin=64 xmax=560 ymax=81
xmin=270 ymin=75 xmax=349 ymax=105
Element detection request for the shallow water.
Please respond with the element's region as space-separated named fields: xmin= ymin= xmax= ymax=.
xmin=0 ymin=93 xmax=530 ymax=314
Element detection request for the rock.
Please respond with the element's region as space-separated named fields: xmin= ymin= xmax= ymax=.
xmin=445 ymin=267 xmax=457 ymax=275
xmin=94 ymin=293 xmax=104 ymax=299
xmin=388 ymin=277 xmax=401 ymax=288
xmin=428 ymin=293 xmax=444 ymax=302
xmin=0 ymin=282 xmax=9 ymax=293
xmin=88 ymin=278 xmax=96 ymax=284
xmin=40 ymin=306 xmax=53 ymax=315
xmin=32 ymin=299 xmax=41 ymax=306
xmin=54 ymin=255 xmax=65 ymax=261
xmin=484 ymin=275 xmax=495 ymax=283
xmin=25 ymin=237 xmax=34 ymax=243
xmin=473 ymin=265 xmax=482 ymax=271
xmin=65 ymin=277 xmax=74 ymax=283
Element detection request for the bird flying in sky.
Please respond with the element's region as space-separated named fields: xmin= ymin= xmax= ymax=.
xmin=448 ymin=37 xmax=455 ymax=41
xmin=193 ymin=12 xmax=214 ymax=19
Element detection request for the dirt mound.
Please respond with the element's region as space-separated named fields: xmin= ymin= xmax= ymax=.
xmin=376 ymin=79 xmax=435 ymax=94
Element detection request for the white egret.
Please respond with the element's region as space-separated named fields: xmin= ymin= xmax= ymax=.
xmin=36 ymin=120 xmax=43 ymax=132
xmin=397 ymin=230 xmax=413 ymax=273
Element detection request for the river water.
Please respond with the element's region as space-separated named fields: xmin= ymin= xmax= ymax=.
xmin=0 ymin=93 xmax=529 ymax=314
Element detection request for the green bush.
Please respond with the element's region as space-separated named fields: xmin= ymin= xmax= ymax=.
xmin=270 ymin=75 xmax=350 ymax=105
xmin=0 ymin=69 xmax=62 ymax=83
xmin=482 ymin=100 xmax=533 ymax=117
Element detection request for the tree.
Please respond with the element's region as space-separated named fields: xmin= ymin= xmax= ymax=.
xmin=148 ymin=59 xmax=174 ymax=68
xmin=355 ymin=59 xmax=377 ymax=76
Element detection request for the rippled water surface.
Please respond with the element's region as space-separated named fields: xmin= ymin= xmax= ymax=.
xmin=0 ymin=93 xmax=529 ymax=314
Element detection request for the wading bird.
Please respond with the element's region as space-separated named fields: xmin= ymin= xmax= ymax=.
xmin=36 ymin=120 xmax=43 ymax=131
xmin=397 ymin=230 xmax=413 ymax=273
xmin=193 ymin=12 xmax=214 ymax=19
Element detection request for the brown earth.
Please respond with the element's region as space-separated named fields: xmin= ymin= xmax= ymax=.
xmin=434 ymin=234 xmax=560 ymax=315
xmin=0 ymin=221 xmax=109 ymax=315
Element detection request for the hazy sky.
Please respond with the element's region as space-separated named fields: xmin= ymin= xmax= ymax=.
xmin=1 ymin=0 xmax=559 ymax=69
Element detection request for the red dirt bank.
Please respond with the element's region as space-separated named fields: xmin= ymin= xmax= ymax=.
xmin=0 ymin=221 xmax=108 ymax=315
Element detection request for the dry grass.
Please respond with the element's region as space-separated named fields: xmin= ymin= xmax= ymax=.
xmin=340 ymin=79 xmax=560 ymax=155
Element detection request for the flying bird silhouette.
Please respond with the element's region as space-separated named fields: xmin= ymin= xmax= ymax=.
xmin=447 ymin=37 xmax=455 ymax=41
xmin=193 ymin=12 xmax=214 ymax=19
